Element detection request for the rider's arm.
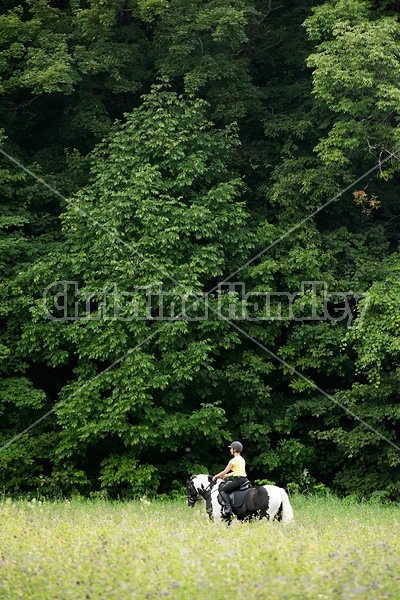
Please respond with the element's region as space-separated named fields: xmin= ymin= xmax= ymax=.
xmin=212 ymin=461 xmax=234 ymax=481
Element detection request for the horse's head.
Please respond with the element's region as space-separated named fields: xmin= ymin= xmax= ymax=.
xmin=186 ymin=477 xmax=199 ymax=507
xmin=186 ymin=474 xmax=213 ymax=507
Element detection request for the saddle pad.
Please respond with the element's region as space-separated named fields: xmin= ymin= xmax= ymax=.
xmin=230 ymin=488 xmax=251 ymax=508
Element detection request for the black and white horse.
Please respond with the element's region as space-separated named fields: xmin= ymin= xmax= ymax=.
xmin=186 ymin=474 xmax=294 ymax=523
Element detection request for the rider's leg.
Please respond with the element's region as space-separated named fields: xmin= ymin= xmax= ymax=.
xmin=219 ymin=479 xmax=243 ymax=515
xmin=219 ymin=489 xmax=233 ymax=516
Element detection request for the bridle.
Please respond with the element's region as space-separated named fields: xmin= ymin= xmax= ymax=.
xmin=187 ymin=481 xmax=199 ymax=507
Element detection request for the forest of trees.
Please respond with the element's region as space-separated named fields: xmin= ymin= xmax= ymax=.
xmin=0 ymin=0 xmax=399 ymax=500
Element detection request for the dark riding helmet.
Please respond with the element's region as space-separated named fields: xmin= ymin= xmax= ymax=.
xmin=228 ymin=441 xmax=243 ymax=452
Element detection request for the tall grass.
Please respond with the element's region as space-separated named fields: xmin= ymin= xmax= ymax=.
xmin=0 ymin=495 xmax=398 ymax=599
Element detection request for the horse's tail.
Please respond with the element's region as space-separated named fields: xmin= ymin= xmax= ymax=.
xmin=279 ymin=488 xmax=294 ymax=523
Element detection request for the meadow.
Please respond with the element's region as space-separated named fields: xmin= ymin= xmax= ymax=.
xmin=0 ymin=495 xmax=398 ymax=599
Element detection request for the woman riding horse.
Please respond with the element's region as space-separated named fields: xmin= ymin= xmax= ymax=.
xmin=212 ymin=441 xmax=248 ymax=517
xmin=186 ymin=474 xmax=294 ymax=523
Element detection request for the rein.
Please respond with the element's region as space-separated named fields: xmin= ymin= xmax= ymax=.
xmin=201 ymin=480 xmax=215 ymax=495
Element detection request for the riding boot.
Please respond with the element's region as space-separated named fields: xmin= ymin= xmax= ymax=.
xmin=219 ymin=490 xmax=233 ymax=516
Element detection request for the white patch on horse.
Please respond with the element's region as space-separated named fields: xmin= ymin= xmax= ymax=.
xmin=209 ymin=478 xmax=225 ymax=522
xmin=263 ymin=485 xmax=294 ymax=523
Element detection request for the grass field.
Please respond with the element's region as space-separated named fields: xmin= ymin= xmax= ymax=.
xmin=0 ymin=495 xmax=399 ymax=599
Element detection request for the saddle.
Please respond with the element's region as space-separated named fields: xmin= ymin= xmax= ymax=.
xmin=219 ymin=480 xmax=252 ymax=509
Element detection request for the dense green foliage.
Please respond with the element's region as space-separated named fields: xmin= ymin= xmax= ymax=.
xmin=0 ymin=0 xmax=399 ymax=499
